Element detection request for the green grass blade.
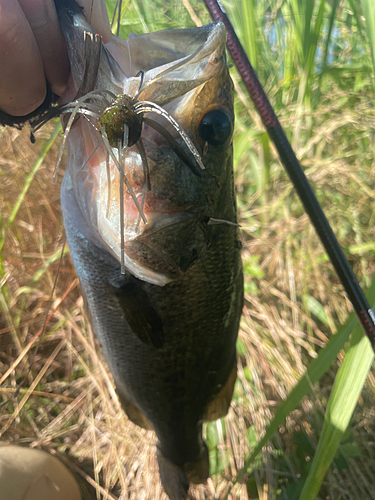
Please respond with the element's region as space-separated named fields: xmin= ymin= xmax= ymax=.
xmin=242 ymin=0 xmax=257 ymax=71
xmin=304 ymin=294 xmax=329 ymax=327
xmin=13 ymin=246 xmax=70 ymax=327
xmin=299 ymin=326 xmax=374 ymax=499
xmin=361 ymin=0 xmax=375 ymax=88
xmin=306 ymin=0 xmax=325 ymax=77
xmin=295 ymin=0 xmax=325 ymax=107
xmin=0 ymin=121 xmax=61 ymax=254
xmin=231 ymin=316 xmax=355 ymax=488
xmin=320 ymin=0 xmax=339 ymax=75
xmin=288 ymin=0 xmax=304 ymax=63
xmin=230 ymin=276 xmax=375 ymax=493
xmin=348 ymin=241 xmax=375 ymax=254
xmin=350 ymin=0 xmax=371 ymax=46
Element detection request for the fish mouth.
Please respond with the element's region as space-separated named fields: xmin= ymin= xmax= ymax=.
xmin=55 ymin=13 xmax=229 ymax=286
xmin=74 ymin=116 xmax=202 ymax=287
xmin=95 ymin=153 xmax=200 ymax=286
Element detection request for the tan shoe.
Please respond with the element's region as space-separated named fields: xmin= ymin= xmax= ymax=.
xmin=0 ymin=445 xmax=81 ymax=500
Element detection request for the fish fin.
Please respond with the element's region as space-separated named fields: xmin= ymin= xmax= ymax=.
xmin=183 ymin=442 xmax=209 ymax=485
xmin=157 ymin=451 xmax=189 ymax=500
xmin=108 ymin=273 xmax=165 ymax=349
xmin=116 ymin=389 xmax=153 ymax=430
xmin=204 ymin=362 xmax=237 ymax=421
xmin=157 ymin=443 xmax=209 ymax=500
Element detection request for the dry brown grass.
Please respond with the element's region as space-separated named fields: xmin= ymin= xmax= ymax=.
xmin=0 ymin=90 xmax=375 ymax=500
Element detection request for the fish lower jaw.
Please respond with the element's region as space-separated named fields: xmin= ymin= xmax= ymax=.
xmin=97 ymin=210 xmax=195 ymax=286
xmin=98 ymin=226 xmax=173 ymax=286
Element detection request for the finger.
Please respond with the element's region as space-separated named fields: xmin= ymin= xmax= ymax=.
xmin=77 ymin=0 xmax=112 ymax=43
xmin=18 ymin=0 xmax=70 ymax=97
xmin=0 ymin=0 xmax=46 ymax=116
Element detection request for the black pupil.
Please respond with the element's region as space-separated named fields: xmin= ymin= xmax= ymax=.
xmin=198 ymin=110 xmax=232 ymax=147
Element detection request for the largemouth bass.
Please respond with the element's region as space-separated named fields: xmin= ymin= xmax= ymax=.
xmin=52 ymin=1 xmax=243 ymax=498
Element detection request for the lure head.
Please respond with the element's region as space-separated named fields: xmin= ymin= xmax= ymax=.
xmin=98 ymin=94 xmax=143 ymax=147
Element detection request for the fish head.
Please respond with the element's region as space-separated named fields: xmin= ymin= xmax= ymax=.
xmin=58 ymin=3 xmax=235 ymax=286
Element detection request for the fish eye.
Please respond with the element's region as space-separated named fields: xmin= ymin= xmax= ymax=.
xmin=198 ymin=110 xmax=233 ymax=147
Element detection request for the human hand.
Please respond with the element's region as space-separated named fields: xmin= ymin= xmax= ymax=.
xmin=0 ymin=0 xmax=111 ymax=118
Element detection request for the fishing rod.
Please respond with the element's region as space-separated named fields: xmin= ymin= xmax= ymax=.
xmin=203 ymin=0 xmax=375 ymax=351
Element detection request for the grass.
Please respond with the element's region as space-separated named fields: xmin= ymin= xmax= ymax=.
xmin=1 ymin=0 xmax=375 ymax=499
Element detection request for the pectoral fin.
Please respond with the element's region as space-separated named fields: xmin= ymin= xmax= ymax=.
xmin=108 ymin=273 xmax=165 ymax=349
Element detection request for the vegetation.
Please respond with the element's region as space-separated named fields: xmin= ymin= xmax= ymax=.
xmin=1 ymin=0 xmax=375 ymax=498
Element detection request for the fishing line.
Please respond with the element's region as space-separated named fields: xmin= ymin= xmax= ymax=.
xmin=105 ymin=148 xmax=111 ymax=219
xmin=203 ymin=0 xmax=375 ymax=350
xmin=135 ymin=138 xmax=150 ymax=232
xmin=119 ymin=124 xmax=129 ymax=275
xmin=101 ymin=125 xmax=147 ymax=224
